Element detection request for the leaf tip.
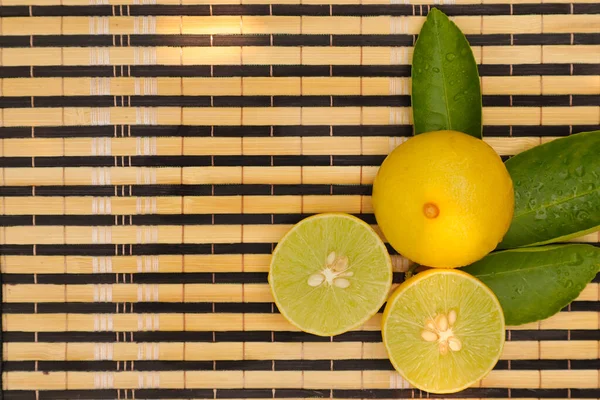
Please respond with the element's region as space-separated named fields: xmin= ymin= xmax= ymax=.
xmin=427 ymin=7 xmax=448 ymax=21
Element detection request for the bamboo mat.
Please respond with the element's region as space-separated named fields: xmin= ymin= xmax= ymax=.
xmin=0 ymin=1 xmax=599 ymax=399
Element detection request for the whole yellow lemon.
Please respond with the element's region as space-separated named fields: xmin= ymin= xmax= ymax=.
xmin=372 ymin=130 xmax=514 ymax=268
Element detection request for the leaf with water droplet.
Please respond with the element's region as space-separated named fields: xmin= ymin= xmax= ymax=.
xmin=534 ymin=210 xmax=547 ymax=220
xmin=565 ymin=280 xmax=573 ymax=288
xmin=528 ymin=199 xmax=537 ymax=208
xmin=499 ymin=130 xmax=600 ymax=249
xmin=462 ymin=244 xmax=600 ymax=325
xmin=411 ymin=8 xmax=482 ymax=139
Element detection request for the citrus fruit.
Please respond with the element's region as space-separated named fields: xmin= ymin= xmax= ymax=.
xmin=268 ymin=213 xmax=393 ymax=336
xmin=372 ymin=130 xmax=514 ymax=268
xmin=382 ymin=268 xmax=505 ymax=394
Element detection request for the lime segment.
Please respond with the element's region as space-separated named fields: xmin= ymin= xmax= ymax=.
xmin=382 ymin=269 xmax=505 ymax=393
xmin=269 ymin=213 xmax=393 ymax=336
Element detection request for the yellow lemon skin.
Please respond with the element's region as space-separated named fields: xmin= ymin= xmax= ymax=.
xmin=372 ymin=130 xmax=514 ymax=268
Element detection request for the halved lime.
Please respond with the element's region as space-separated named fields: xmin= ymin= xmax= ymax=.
xmin=382 ymin=269 xmax=505 ymax=394
xmin=269 ymin=213 xmax=393 ymax=336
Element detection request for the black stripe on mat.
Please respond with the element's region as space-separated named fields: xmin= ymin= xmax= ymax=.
xmin=0 ymin=184 xmax=372 ymax=197
xmin=12 ymin=242 xmax=597 ymax=256
xmin=3 ymin=34 xmax=597 ymax=48
xmin=1 ymin=272 xmax=266 ymax=284
xmin=0 ymin=125 xmax=412 ymax=138
xmin=2 ymin=330 xmax=597 ymax=343
xmin=2 ymin=95 xmax=600 ymax=109
xmin=0 ymin=4 xmax=579 ymax=16
xmin=32 ymin=243 xmax=277 ymax=256
xmin=1 ymin=213 xmax=379 ymax=226
xmin=2 ymin=300 xmax=597 ymax=315
xmin=2 ymin=302 xmax=275 ymax=314
xmin=2 ymin=64 xmax=599 ymax=78
xmin=0 ymin=271 xmax=405 ymax=285
xmin=3 ymin=358 xmax=598 ymax=372
xmin=573 ymin=4 xmax=600 ymax=14
xmin=0 ymin=6 xmax=29 ymax=17
xmin=0 ymin=155 xmax=386 ymax=167
xmin=2 ymin=125 xmax=599 ymax=139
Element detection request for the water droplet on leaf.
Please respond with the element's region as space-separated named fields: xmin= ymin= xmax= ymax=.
xmin=514 ymin=286 xmax=524 ymax=295
xmin=432 ymin=67 xmax=440 ymax=73
xmin=558 ymin=170 xmax=569 ymax=179
xmin=574 ymin=165 xmax=585 ymax=177
xmin=534 ymin=209 xmax=547 ymax=220
xmin=529 ymin=199 xmax=537 ymax=208
xmin=446 ymin=53 xmax=456 ymax=62
xmin=453 ymin=93 xmax=464 ymax=101
xmin=460 ymin=48 xmax=469 ymax=56
xmin=576 ymin=210 xmax=590 ymax=221
xmin=565 ymin=280 xmax=573 ymax=288
xmin=570 ymin=253 xmax=584 ymax=266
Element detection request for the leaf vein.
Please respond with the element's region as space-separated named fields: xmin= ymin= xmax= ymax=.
xmin=512 ymin=186 xmax=600 ymax=219
xmin=473 ymin=261 xmax=568 ymax=278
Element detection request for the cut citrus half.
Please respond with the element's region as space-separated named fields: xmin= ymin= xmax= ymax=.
xmin=269 ymin=213 xmax=393 ymax=336
xmin=382 ymin=269 xmax=505 ymax=394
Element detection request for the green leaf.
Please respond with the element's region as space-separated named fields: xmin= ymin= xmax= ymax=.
xmin=499 ymin=130 xmax=600 ymax=249
xmin=462 ymin=244 xmax=600 ymax=326
xmin=411 ymin=8 xmax=482 ymax=139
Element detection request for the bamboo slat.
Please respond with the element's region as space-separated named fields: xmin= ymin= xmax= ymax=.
xmin=3 ymin=283 xmax=598 ymax=304
xmin=3 ymin=369 xmax=600 ymax=390
xmin=4 ymin=340 xmax=598 ymax=362
xmin=3 ymin=311 xmax=599 ymax=332
xmin=2 ymin=223 xmax=599 ymax=245
xmin=5 ymin=254 xmax=416 ymax=274
xmin=1 ymin=106 xmax=599 ymax=128
xmin=0 ymin=136 xmax=552 ymax=157
xmin=1 ymin=46 xmax=600 ymax=67
xmin=1 ymin=76 xmax=599 ymax=96
xmin=1 ymin=15 xmax=600 ymax=36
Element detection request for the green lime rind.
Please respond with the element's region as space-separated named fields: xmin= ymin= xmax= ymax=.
xmin=383 ymin=269 xmax=505 ymax=394
xmin=463 ymin=244 xmax=600 ymax=326
xmin=499 ymin=130 xmax=600 ymax=249
xmin=269 ymin=213 xmax=393 ymax=337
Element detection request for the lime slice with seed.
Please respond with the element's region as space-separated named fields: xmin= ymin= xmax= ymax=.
xmin=382 ymin=269 xmax=505 ymax=394
xmin=269 ymin=213 xmax=393 ymax=336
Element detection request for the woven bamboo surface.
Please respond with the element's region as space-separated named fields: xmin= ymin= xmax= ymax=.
xmin=0 ymin=1 xmax=599 ymax=399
